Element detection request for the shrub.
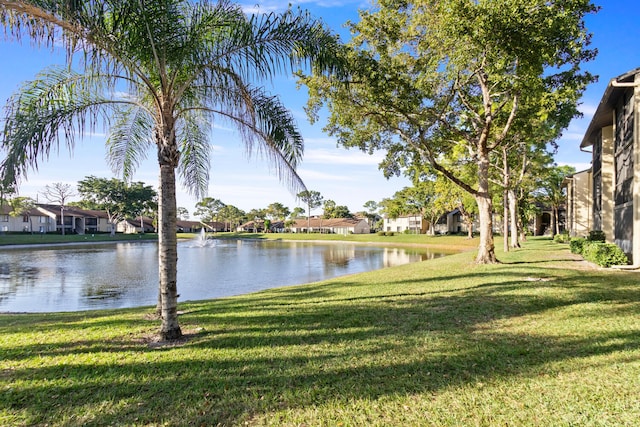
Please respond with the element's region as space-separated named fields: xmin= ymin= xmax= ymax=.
xmin=376 ymin=231 xmax=386 ymax=236
xmin=587 ymin=230 xmax=606 ymax=242
xmin=570 ymin=238 xmax=585 ymax=254
xmin=554 ymin=233 xmax=570 ymax=244
xmin=385 ymin=231 xmax=395 ymax=236
xmin=579 ymin=241 xmax=629 ymax=267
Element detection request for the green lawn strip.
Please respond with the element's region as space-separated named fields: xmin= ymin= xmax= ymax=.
xmin=1 ymin=237 xmax=639 ymax=426
xmin=195 ymin=231 xmax=480 ymax=253
xmin=0 ymin=233 xmax=158 ymax=246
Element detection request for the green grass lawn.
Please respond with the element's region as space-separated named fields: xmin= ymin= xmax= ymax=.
xmin=1 ymin=237 xmax=639 ymax=426
xmin=0 ymin=232 xmax=158 ymax=246
xmin=196 ymin=231 xmax=481 ymax=250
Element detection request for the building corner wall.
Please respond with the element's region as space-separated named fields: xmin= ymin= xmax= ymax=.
xmin=633 ymin=76 xmax=640 ymax=264
xmin=601 ymin=126 xmax=615 ymax=243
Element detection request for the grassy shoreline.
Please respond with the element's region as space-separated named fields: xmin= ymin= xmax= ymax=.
xmin=2 ymin=237 xmax=639 ymax=426
xmin=0 ymin=232 xmax=158 ymax=247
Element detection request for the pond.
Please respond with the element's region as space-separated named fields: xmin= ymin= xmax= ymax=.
xmin=0 ymin=238 xmax=455 ymax=312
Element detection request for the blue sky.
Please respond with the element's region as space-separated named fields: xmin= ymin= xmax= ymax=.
xmin=0 ymin=0 xmax=638 ymax=218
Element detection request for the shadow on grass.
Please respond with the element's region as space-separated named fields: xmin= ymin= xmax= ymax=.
xmin=2 ymin=243 xmax=640 ymax=425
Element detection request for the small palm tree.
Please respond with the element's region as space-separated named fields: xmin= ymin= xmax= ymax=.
xmin=0 ymin=0 xmax=339 ymax=340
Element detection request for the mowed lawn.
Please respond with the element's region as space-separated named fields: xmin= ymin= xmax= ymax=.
xmin=1 ymin=237 xmax=639 ymax=426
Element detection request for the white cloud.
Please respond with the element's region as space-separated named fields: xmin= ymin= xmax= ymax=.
xmin=298 ymin=168 xmax=354 ymax=181
xmin=578 ymin=102 xmax=598 ymax=117
xmin=303 ymin=148 xmax=383 ymax=166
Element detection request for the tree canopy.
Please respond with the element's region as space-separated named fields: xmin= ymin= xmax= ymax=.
xmin=301 ymin=0 xmax=597 ymax=263
xmin=76 ymin=176 xmax=157 ymax=235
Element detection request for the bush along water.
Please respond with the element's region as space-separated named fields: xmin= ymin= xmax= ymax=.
xmin=568 ymin=232 xmax=629 ymax=267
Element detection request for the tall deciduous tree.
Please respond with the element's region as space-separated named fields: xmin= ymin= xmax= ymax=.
xmin=194 ymin=197 xmax=226 ymax=225
xmin=297 ymin=190 xmax=323 ymax=233
xmin=0 ymin=0 xmax=340 ymax=340
xmin=77 ymin=176 xmax=156 ymax=235
xmin=301 ymin=0 xmax=596 ymax=263
xmin=41 ymin=182 xmax=75 ymax=235
xmin=290 ymin=207 xmax=305 ymax=219
xmin=218 ymin=204 xmax=244 ymax=232
xmin=176 ymin=207 xmax=189 ymax=221
xmin=265 ymin=202 xmax=290 ymax=221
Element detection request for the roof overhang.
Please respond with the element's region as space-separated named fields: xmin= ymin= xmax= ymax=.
xmin=580 ymin=67 xmax=640 ymax=149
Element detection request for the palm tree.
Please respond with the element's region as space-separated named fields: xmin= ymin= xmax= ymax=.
xmin=0 ymin=0 xmax=339 ymax=340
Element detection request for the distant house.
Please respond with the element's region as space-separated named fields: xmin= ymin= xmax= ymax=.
xmin=176 ymin=220 xmax=203 ymax=233
xmin=383 ymin=215 xmax=428 ymax=234
xmin=237 ymin=220 xmax=286 ymax=233
xmin=237 ymin=220 xmax=263 ymax=233
xmin=576 ymin=67 xmax=640 ymax=263
xmin=118 ymin=216 xmax=156 ymax=234
xmin=35 ymin=204 xmax=111 ymax=234
xmin=384 ymin=212 xmax=476 ymax=235
xmin=0 ymin=205 xmax=44 ymax=233
xmin=289 ymin=217 xmax=370 ymax=234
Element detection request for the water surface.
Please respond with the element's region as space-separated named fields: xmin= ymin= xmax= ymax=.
xmin=0 ymin=238 xmax=453 ymax=312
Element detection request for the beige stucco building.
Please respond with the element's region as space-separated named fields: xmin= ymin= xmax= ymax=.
xmin=563 ymin=168 xmax=593 ymax=238
xmin=577 ymin=67 xmax=640 ymax=264
xmin=383 ymin=215 xmax=428 ymax=234
xmin=290 ymin=217 xmax=371 ymax=234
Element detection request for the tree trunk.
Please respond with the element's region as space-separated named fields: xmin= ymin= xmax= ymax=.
xmin=550 ymin=207 xmax=557 ymax=237
xmin=158 ymin=165 xmax=181 ymax=340
xmin=508 ymin=189 xmax=520 ymax=248
xmin=503 ymin=190 xmax=509 ymax=253
xmin=60 ymin=207 xmax=65 ymax=236
xmin=475 ymin=153 xmax=497 ymax=263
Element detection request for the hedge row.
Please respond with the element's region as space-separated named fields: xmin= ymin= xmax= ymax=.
xmin=569 ymin=237 xmax=629 ymax=268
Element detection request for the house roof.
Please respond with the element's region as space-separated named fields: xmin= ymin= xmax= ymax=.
xmin=580 ymin=67 xmax=640 ymax=149
xmin=292 ymin=217 xmax=366 ymax=228
xmin=36 ymin=204 xmax=110 ymax=218
xmin=124 ymin=216 xmax=155 ymax=226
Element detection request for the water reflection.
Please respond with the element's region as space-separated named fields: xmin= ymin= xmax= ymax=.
xmin=0 ymin=240 xmax=454 ymax=312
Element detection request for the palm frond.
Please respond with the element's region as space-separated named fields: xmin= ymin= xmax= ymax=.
xmin=176 ymin=111 xmax=211 ymax=199
xmin=106 ymin=104 xmax=155 ymax=181
xmin=184 ymin=2 xmax=341 ymax=92
xmin=213 ymin=86 xmax=307 ymax=195
xmin=0 ymin=65 xmax=111 ymax=185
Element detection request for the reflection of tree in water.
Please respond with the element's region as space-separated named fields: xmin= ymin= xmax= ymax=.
xmin=0 ymin=262 xmax=41 ymax=303
xmin=382 ymin=248 xmax=449 ymax=268
xmin=322 ymin=245 xmax=355 ymax=267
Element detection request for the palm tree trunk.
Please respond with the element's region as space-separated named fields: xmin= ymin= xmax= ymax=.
xmin=158 ymin=163 xmax=181 ymax=340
